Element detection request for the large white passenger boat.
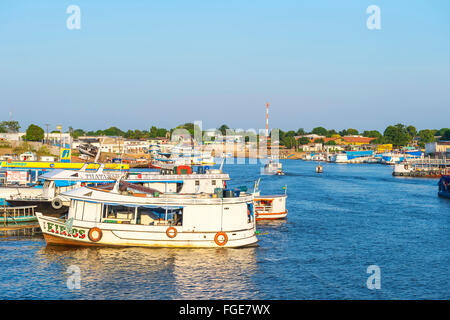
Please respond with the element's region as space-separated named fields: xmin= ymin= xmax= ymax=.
xmin=36 ymin=182 xmax=258 ymax=248
xmin=8 ymin=163 xmax=230 ymax=216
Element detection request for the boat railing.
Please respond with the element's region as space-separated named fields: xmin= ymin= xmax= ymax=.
xmin=2 ymin=205 xmax=37 ymax=226
xmin=255 ymin=205 xmax=273 ymax=213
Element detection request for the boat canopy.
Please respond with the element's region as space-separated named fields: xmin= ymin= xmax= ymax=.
xmin=99 ymin=202 xmax=183 ymax=210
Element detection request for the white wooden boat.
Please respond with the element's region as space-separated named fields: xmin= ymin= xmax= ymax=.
xmin=36 ymin=183 xmax=258 ymax=248
xmin=254 ymin=194 xmax=288 ymax=220
xmin=7 ymin=163 xmax=230 ymax=215
xmin=262 ymin=160 xmax=284 ymax=175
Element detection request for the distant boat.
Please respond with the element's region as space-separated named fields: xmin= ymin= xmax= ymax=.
xmin=438 ymin=175 xmax=450 ymax=198
xmin=262 ymin=159 xmax=284 ymax=175
xmin=77 ymin=143 xmax=98 ymax=158
xmin=316 ymin=165 xmax=323 ymax=173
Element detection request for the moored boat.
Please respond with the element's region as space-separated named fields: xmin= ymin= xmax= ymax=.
xmin=254 ymin=194 xmax=288 ymax=220
xmin=36 ymin=182 xmax=258 ymax=248
xmin=438 ymin=175 xmax=450 ymax=198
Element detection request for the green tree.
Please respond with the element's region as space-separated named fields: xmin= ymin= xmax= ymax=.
xmin=24 ymin=124 xmax=44 ymax=141
xmin=325 ymin=140 xmax=336 ymax=145
xmin=0 ymin=121 xmax=20 ymax=133
xmin=102 ymin=126 xmax=124 ymax=137
xmin=383 ymin=124 xmax=411 ymax=147
xmin=362 ymin=130 xmax=382 ymax=138
xmin=311 ymin=127 xmax=328 ymax=136
xmin=72 ymin=129 xmax=85 ymax=139
xmin=281 ymin=136 xmax=297 ymax=149
xmin=407 ymin=125 xmax=417 ymax=139
xmin=218 ymin=124 xmax=229 ymax=136
xmin=315 ymin=138 xmax=325 ymax=144
xmin=418 ymin=129 xmax=435 ymax=144
xmin=296 ymin=128 xmax=306 ymax=136
xmin=326 ymin=129 xmax=337 ymax=137
xmin=441 ymin=129 xmax=450 ymax=140
xmin=434 ymin=128 xmax=449 ymax=136
xmin=346 ymin=128 xmax=359 ymax=135
xmin=297 ymin=137 xmax=310 ymax=145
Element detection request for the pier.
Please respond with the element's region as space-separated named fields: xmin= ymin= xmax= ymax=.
xmin=393 ymin=157 xmax=450 ymax=177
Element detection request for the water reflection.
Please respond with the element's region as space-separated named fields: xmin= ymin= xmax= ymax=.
xmin=36 ymin=245 xmax=258 ymax=299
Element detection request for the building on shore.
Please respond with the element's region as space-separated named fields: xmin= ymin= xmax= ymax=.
xmin=425 ymin=141 xmax=450 ymax=157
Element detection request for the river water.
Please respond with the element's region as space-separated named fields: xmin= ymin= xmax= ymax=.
xmin=0 ymin=160 xmax=448 ymax=299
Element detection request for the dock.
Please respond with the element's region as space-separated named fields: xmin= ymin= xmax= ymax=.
xmin=393 ymin=157 xmax=450 ymax=177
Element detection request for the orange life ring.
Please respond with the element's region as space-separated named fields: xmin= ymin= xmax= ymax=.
xmin=166 ymin=227 xmax=177 ymax=238
xmin=88 ymin=227 xmax=103 ymax=242
xmin=214 ymin=232 xmax=228 ymax=246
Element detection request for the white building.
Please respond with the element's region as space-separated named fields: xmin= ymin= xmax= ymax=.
xmin=425 ymin=141 xmax=450 ymax=156
xmin=0 ymin=132 xmax=26 ymax=141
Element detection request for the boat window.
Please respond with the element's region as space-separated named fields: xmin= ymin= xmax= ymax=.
xmin=195 ymin=180 xmax=200 ymax=186
xmin=136 ymin=207 xmax=183 ymax=226
xmin=102 ymin=205 xmax=135 ymax=224
xmin=212 ymin=180 xmax=216 ymax=185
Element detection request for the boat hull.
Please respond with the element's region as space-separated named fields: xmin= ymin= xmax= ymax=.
xmin=438 ymin=191 xmax=450 ymax=198
xmin=36 ymin=213 xmax=258 ymax=248
xmin=7 ymin=200 xmax=68 ymax=218
xmin=256 ymin=211 xmax=288 ymax=220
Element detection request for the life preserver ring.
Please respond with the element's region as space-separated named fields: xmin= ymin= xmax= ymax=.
xmin=88 ymin=227 xmax=103 ymax=242
xmin=166 ymin=227 xmax=177 ymax=238
xmin=399 ymin=173 xmax=404 ymax=176
xmin=214 ymin=232 xmax=228 ymax=246
xmin=51 ymin=198 xmax=63 ymax=210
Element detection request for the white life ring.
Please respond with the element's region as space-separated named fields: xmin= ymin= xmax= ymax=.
xmin=51 ymin=198 xmax=63 ymax=210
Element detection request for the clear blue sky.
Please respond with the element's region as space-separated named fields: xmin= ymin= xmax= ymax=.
xmin=0 ymin=0 xmax=449 ymax=133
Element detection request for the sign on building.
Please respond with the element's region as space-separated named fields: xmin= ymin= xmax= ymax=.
xmin=60 ymin=148 xmax=71 ymax=163
xmin=7 ymin=171 xmax=28 ymax=184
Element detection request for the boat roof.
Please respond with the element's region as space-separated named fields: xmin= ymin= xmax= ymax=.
xmin=38 ymin=168 xmax=229 ymax=182
xmin=62 ymin=186 xmax=253 ymax=205
xmin=254 ymin=194 xmax=287 ymax=200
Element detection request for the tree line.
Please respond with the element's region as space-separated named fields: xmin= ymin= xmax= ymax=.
xmin=1 ymin=121 xmax=449 ymax=148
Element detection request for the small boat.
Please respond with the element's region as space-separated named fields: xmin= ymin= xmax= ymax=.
xmin=36 ymin=181 xmax=258 ymax=248
xmin=254 ymin=195 xmax=288 ymax=220
xmin=316 ymin=165 xmax=323 ymax=173
xmin=252 ymin=180 xmax=288 ymax=220
xmin=262 ymin=160 xmax=284 ymax=175
xmin=77 ymin=143 xmax=98 ymax=158
xmin=438 ymin=175 xmax=450 ymax=198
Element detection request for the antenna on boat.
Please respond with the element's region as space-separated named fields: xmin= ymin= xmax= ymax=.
xmin=253 ymin=177 xmax=261 ymax=193
xmin=219 ymin=157 xmax=225 ymax=172
xmin=94 ymin=145 xmax=101 ymax=163
xmin=112 ymin=173 xmax=127 ymax=194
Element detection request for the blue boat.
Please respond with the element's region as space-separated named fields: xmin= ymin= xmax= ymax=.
xmin=438 ymin=175 xmax=450 ymax=198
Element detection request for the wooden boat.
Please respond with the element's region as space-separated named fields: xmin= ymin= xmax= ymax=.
xmin=36 ymin=182 xmax=258 ymax=248
xmin=254 ymin=195 xmax=288 ymax=220
xmin=262 ymin=160 xmax=284 ymax=175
